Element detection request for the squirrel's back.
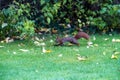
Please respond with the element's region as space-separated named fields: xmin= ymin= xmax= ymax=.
xmin=74 ymin=31 xmax=90 ymax=40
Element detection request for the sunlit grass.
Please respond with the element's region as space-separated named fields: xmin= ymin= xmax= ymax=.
xmin=0 ymin=34 xmax=120 ymax=80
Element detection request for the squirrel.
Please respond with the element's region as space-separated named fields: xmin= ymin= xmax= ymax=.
xmin=55 ymin=29 xmax=90 ymax=46
xmin=55 ymin=36 xmax=79 ymax=46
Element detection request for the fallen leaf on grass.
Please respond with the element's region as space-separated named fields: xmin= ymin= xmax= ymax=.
xmin=112 ymin=39 xmax=120 ymax=42
xmin=87 ymin=41 xmax=98 ymax=48
xmin=93 ymin=44 xmax=98 ymax=47
xmin=93 ymin=36 xmax=96 ymax=41
xmin=19 ymin=49 xmax=29 ymax=52
xmin=34 ymin=37 xmax=40 ymax=41
xmin=104 ymin=38 xmax=109 ymax=41
xmin=87 ymin=41 xmax=93 ymax=48
xmin=40 ymin=42 xmax=46 ymax=46
xmin=103 ymin=52 xmax=106 ymax=55
xmin=13 ymin=52 xmax=17 ymax=54
xmin=86 ymin=45 xmax=94 ymax=48
xmin=96 ymin=62 xmax=99 ymax=65
xmin=0 ymin=46 xmax=4 ymax=48
xmin=73 ymin=48 xmax=79 ymax=52
xmin=114 ymin=52 xmax=120 ymax=55
xmin=18 ymin=43 xmax=25 ymax=47
xmin=34 ymin=41 xmax=46 ymax=46
xmin=86 ymin=46 xmax=90 ymax=48
xmin=45 ymin=50 xmax=52 ymax=53
xmin=58 ymin=54 xmax=63 ymax=57
xmin=77 ymin=56 xmax=87 ymax=61
xmin=77 ymin=54 xmax=87 ymax=61
xmin=5 ymin=37 xmax=14 ymax=43
xmin=111 ymin=54 xmax=118 ymax=59
xmin=87 ymin=41 xmax=93 ymax=46
xmin=42 ymin=47 xmax=46 ymax=53
xmin=35 ymin=70 xmax=38 ymax=73
xmin=42 ymin=46 xmax=51 ymax=53
xmin=1 ymin=41 xmax=5 ymax=43
xmin=34 ymin=41 xmax=40 ymax=46
xmin=68 ymin=43 xmax=73 ymax=46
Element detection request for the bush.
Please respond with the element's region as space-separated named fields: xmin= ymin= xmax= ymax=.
xmin=0 ymin=0 xmax=120 ymax=40
xmin=100 ymin=4 xmax=120 ymax=28
xmin=0 ymin=1 xmax=34 ymax=40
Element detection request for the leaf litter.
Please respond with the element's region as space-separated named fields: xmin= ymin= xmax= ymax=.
xmin=0 ymin=46 xmax=5 ymax=48
xmin=19 ymin=49 xmax=29 ymax=52
xmin=76 ymin=54 xmax=87 ymax=61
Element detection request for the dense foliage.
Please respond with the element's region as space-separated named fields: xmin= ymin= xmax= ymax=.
xmin=0 ymin=0 xmax=120 ymax=40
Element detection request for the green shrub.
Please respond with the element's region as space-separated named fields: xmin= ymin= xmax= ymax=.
xmin=100 ymin=4 xmax=120 ymax=28
xmin=19 ymin=19 xmax=35 ymax=38
xmin=1 ymin=0 xmax=120 ymax=39
xmin=0 ymin=1 xmax=34 ymax=40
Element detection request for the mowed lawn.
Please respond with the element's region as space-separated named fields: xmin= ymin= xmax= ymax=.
xmin=0 ymin=34 xmax=120 ymax=80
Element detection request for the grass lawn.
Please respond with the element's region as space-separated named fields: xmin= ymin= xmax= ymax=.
xmin=0 ymin=34 xmax=120 ymax=80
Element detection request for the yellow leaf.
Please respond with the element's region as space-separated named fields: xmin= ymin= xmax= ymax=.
xmin=111 ymin=54 xmax=118 ymax=59
xmin=68 ymin=43 xmax=73 ymax=46
xmin=45 ymin=50 xmax=52 ymax=53
xmin=94 ymin=44 xmax=98 ymax=47
xmin=42 ymin=47 xmax=51 ymax=53
xmin=114 ymin=52 xmax=120 ymax=55
xmin=77 ymin=56 xmax=87 ymax=61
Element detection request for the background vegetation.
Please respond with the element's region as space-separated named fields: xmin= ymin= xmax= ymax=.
xmin=0 ymin=0 xmax=120 ymax=40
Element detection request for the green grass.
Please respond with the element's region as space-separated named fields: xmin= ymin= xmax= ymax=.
xmin=0 ymin=35 xmax=120 ymax=80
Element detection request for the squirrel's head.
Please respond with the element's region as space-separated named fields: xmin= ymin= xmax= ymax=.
xmin=55 ymin=37 xmax=61 ymax=43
